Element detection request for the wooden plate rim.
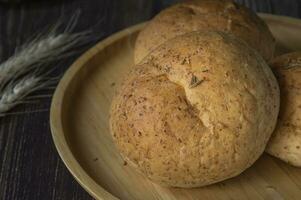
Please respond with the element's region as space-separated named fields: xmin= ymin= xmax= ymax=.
xmin=50 ymin=14 xmax=301 ymax=200
xmin=50 ymin=22 xmax=145 ymax=200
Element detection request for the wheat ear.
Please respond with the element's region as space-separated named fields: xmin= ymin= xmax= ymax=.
xmin=0 ymin=10 xmax=92 ymax=89
xmin=0 ymin=74 xmax=55 ymax=115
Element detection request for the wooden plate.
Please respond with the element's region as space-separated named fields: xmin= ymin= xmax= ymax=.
xmin=50 ymin=14 xmax=301 ymax=200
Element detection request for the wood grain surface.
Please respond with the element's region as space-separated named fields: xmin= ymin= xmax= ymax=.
xmin=0 ymin=0 xmax=300 ymax=200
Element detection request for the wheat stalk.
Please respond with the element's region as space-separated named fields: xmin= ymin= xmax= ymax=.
xmin=0 ymin=10 xmax=95 ymax=115
xmin=0 ymin=74 xmax=54 ymax=115
xmin=0 ymin=31 xmax=90 ymax=89
xmin=0 ymin=10 xmax=92 ymax=89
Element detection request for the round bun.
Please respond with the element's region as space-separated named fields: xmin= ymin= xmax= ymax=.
xmin=110 ymin=31 xmax=279 ymax=187
xmin=266 ymin=52 xmax=301 ymax=167
xmin=134 ymin=0 xmax=275 ymax=63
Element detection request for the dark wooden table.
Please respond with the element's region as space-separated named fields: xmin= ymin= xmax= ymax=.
xmin=0 ymin=0 xmax=300 ymax=199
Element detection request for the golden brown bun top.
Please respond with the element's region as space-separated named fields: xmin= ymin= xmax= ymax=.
xmin=111 ymin=31 xmax=280 ymax=187
xmin=266 ymin=52 xmax=301 ymax=167
xmin=134 ymin=0 xmax=275 ymax=63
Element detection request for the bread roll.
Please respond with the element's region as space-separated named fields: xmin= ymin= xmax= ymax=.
xmin=110 ymin=31 xmax=279 ymax=187
xmin=134 ymin=0 xmax=275 ymax=63
xmin=266 ymin=52 xmax=301 ymax=167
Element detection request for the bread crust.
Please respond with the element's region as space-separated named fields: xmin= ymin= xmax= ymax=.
xmin=111 ymin=31 xmax=279 ymax=187
xmin=266 ymin=52 xmax=301 ymax=167
xmin=134 ymin=0 xmax=275 ymax=63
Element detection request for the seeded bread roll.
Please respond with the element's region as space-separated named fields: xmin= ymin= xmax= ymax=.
xmin=266 ymin=52 xmax=301 ymax=167
xmin=110 ymin=31 xmax=280 ymax=187
xmin=134 ymin=0 xmax=275 ymax=64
